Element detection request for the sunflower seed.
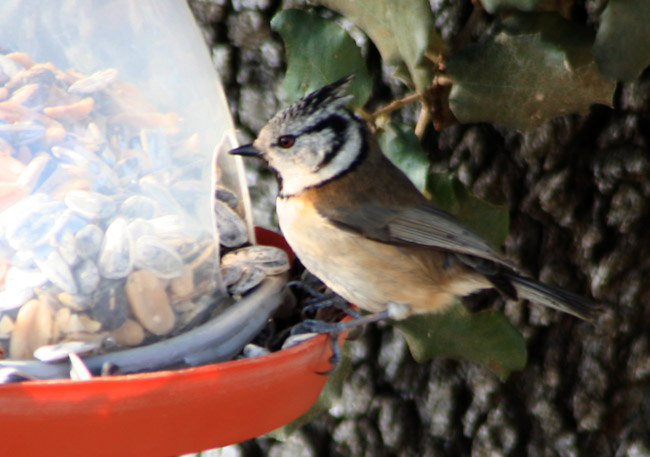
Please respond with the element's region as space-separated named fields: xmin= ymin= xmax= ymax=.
xmin=98 ymin=217 xmax=133 ymax=279
xmin=214 ymin=200 xmax=248 ymax=248
xmin=69 ymin=352 xmax=93 ymax=380
xmin=34 ymin=340 xmax=100 ymax=363
xmin=65 ymin=190 xmax=117 ymax=220
xmin=133 ymin=235 xmax=184 ymax=279
xmin=74 ymin=224 xmax=104 ymax=261
xmin=221 ymin=245 xmax=289 ymax=275
xmin=68 ymin=68 xmax=118 ymax=95
xmin=33 ymin=244 xmax=78 ymax=294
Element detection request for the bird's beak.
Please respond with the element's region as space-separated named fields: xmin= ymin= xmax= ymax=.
xmin=229 ymin=143 xmax=261 ymax=157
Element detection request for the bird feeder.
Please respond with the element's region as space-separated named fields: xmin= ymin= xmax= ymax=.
xmin=0 ymin=1 xmax=337 ymax=454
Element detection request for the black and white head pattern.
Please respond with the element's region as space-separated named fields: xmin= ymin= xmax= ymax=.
xmin=253 ymin=76 xmax=367 ymax=197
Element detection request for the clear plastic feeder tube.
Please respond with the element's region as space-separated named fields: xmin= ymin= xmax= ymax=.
xmin=0 ymin=0 xmax=251 ymax=360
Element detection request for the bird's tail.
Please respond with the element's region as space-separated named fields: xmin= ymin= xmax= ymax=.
xmin=503 ymin=273 xmax=603 ymax=323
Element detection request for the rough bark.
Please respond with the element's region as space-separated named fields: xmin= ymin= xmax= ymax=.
xmin=189 ymin=1 xmax=650 ymax=455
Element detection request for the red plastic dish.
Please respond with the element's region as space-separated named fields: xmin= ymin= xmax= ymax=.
xmin=0 ymin=228 xmax=338 ymax=457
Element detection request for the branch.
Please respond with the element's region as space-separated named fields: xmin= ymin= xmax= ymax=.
xmin=368 ymin=92 xmax=423 ymax=125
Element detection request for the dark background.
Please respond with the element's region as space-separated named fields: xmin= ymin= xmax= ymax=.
xmin=189 ymin=1 xmax=650 ymax=455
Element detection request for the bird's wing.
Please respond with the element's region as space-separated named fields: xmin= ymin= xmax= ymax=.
xmin=320 ymin=201 xmax=519 ymax=271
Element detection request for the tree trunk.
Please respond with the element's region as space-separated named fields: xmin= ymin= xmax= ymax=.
xmin=190 ymin=1 xmax=650 ymax=455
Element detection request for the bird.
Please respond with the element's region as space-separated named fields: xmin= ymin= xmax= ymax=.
xmin=230 ymin=76 xmax=602 ymax=330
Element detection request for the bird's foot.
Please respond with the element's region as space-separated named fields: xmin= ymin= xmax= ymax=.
xmin=288 ymin=280 xmax=361 ymax=318
xmin=290 ymin=309 xmax=392 ymax=374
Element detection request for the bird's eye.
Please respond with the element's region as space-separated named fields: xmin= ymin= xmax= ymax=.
xmin=277 ymin=135 xmax=295 ymax=149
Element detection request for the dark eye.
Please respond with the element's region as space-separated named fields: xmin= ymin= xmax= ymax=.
xmin=277 ymin=135 xmax=295 ymax=149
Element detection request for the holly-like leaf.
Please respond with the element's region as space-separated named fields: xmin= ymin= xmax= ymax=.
xmin=447 ymin=12 xmax=616 ymax=130
xmin=480 ymin=0 xmax=541 ymax=14
xmin=377 ymin=122 xmax=429 ymax=191
xmin=377 ymin=124 xmax=509 ymax=246
xmin=427 ymin=172 xmax=510 ymax=248
xmin=594 ymin=0 xmax=650 ymax=81
xmin=394 ymin=304 xmax=527 ymax=380
xmin=271 ymin=9 xmax=372 ymax=107
xmin=376 ymin=126 xmax=519 ymax=378
xmin=392 ymin=171 xmax=521 ymax=379
xmin=319 ymin=0 xmax=443 ymax=91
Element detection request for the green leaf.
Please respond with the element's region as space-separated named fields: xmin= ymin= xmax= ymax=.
xmin=271 ymin=9 xmax=372 ymax=107
xmin=394 ymin=304 xmax=527 ymax=380
xmin=480 ymin=0 xmax=541 ymax=14
xmin=385 ymin=150 xmax=520 ymax=379
xmin=594 ymin=0 xmax=650 ymax=81
xmin=376 ymin=126 xmax=521 ymax=379
xmin=446 ymin=12 xmax=616 ymax=130
xmin=318 ymin=0 xmax=443 ymax=91
xmin=427 ymin=172 xmax=510 ymax=248
xmin=377 ymin=122 xmax=429 ymax=191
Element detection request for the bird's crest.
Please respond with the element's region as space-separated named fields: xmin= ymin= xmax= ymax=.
xmin=279 ymin=75 xmax=354 ymax=121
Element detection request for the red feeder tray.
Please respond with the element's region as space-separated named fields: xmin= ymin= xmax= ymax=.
xmin=0 ymin=228 xmax=338 ymax=456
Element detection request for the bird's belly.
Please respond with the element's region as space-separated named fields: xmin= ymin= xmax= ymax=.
xmin=277 ymin=197 xmax=487 ymax=316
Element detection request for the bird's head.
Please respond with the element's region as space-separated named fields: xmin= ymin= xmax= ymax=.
xmin=230 ymin=76 xmax=366 ymax=196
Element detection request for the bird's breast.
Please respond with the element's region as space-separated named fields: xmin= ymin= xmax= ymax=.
xmin=276 ymin=196 xmax=488 ymax=316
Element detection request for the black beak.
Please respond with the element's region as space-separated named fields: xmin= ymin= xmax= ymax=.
xmin=229 ymin=143 xmax=261 ymax=157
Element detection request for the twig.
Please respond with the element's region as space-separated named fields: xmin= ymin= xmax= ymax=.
xmin=369 ymin=92 xmax=424 ymax=125
xmin=415 ymin=106 xmax=431 ymax=139
xmin=434 ymin=74 xmax=453 ymax=86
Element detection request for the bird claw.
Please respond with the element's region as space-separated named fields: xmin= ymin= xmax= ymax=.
xmin=290 ymin=320 xmax=343 ymax=375
xmin=287 ymin=280 xmax=324 ymax=299
xmin=316 ymin=332 xmax=342 ymax=375
xmin=290 ymin=319 xmax=343 ymax=335
xmin=304 ymin=296 xmax=362 ymax=319
xmin=288 ymin=279 xmax=361 ymax=318
xmin=290 ymin=308 xmax=394 ymax=375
